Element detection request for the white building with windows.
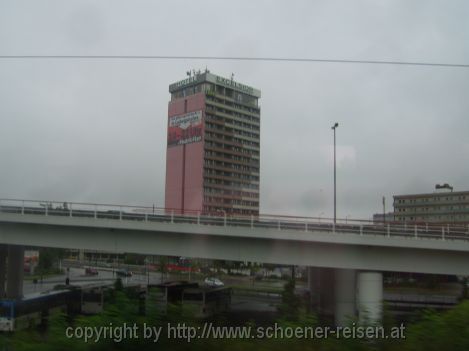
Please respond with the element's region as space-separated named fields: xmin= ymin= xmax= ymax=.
xmin=393 ymin=189 xmax=469 ymax=223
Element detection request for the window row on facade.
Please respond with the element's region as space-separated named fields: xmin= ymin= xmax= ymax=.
xmin=395 ymin=195 xmax=468 ymax=204
xmin=204 ymin=186 xmax=259 ymax=198
xmin=396 ymin=205 xmax=469 ymax=212
xmin=205 ymin=108 xmax=260 ymax=130
xmin=206 ymin=108 xmax=260 ymax=127
xmin=204 ymin=178 xmax=259 ymax=190
xmin=204 ymin=159 xmax=259 ymax=173
xmin=208 ymin=92 xmax=259 ymax=111
xmin=205 ymin=141 xmax=259 ymax=157
xmin=171 ymin=83 xmax=260 ymax=110
xmin=203 ymin=196 xmax=259 ymax=207
xmin=206 ymin=94 xmax=260 ymax=115
xmin=204 ymin=169 xmax=259 ymax=182
xmin=204 ymin=150 xmax=259 ymax=165
xmin=395 ymin=214 xmax=469 ymax=221
xmin=205 ymin=116 xmax=260 ymax=135
xmin=205 ymin=122 xmax=259 ymax=140
xmin=205 ymin=131 xmax=260 ymax=148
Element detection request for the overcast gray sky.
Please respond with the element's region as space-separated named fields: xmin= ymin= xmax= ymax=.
xmin=1 ymin=0 xmax=468 ymax=220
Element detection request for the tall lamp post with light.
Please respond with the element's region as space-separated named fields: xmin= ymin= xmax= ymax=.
xmin=331 ymin=123 xmax=339 ymax=224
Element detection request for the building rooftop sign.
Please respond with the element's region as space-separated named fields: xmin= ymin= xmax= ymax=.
xmin=213 ymin=75 xmax=255 ymax=96
xmin=169 ymin=72 xmax=261 ymax=98
xmin=169 ymin=75 xmax=205 ymax=91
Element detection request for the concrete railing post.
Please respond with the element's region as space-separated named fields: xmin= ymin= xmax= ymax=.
xmin=171 ymin=210 xmax=174 ymax=223
xmin=21 ymin=201 xmax=24 ymax=215
xmin=197 ymin=212 xmax=200 ymax=225
xmin=145 ymin=213 xmax=148 ymax=222
xmin=251 ymin=215 xmax=254 ymax=229
xmin=360 ymin=225 xmax=363 ymax=235
xmin=278 ymin=220 xmax=280 ymax=230
xmin=387 ymin=224 xmax=390 ymax=237
xmin=45 ymin=204 xmax=48 ymax=216
xmin=305 ymin=222 xmax=308 ymax=232
xmin=94 ymin=205 xmax=97 ymax=219
xmin=70 ymin=204 xmax=73 ymax=217
xmin=224 ymin=213 xmax=227 ymax=227
xmin=414 ymin=225 xmax=418 ymax=238
xmin=442 ymin=226 xmax=445 ymax=241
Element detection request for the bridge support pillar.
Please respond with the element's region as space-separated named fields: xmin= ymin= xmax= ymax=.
xmin=334 ymin=269 xmax=356 ymax=326
xmin=0 ymin=244 xmax=7 ymax=297
xmin=6 ymin=245 xmax=25 ymax=299
xmin=357 ymin=271 xmax=383 ymax=324
xmin=79 ymin=249 xmax=85 ymax=261
xmin=308 ymin=267 xmax=348 ymax=323
xmin=308 ymin=267 xmax=366 ymax=326
xmin=308 ymin=267 xmax=335 ymax=320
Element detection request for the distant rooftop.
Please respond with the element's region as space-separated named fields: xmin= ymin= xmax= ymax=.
xmin=394 ymin=190 xmax=469 ymax=199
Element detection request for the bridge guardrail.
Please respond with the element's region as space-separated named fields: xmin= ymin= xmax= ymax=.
xmin=0 ymin=198 xmax=468 ymax=242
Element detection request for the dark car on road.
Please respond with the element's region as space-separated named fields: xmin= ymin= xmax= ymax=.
xmin=85 ymin=267 xmax=98 ymax=275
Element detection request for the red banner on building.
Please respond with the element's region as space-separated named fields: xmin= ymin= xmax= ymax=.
xmin=167 ymin=110 xmax=203 ymax=146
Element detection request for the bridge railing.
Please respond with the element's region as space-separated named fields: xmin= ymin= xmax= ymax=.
xmin=1 ymin=198 xmax=468 ymax=242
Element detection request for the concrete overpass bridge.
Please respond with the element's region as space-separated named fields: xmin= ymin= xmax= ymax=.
xmin=1 ymin=198 xmax=469 ymax=325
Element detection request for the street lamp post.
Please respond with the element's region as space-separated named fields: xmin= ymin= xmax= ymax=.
xmin=382 ymin=196 xmax=386 ymax=225
xmin=146 ymin=257 xmax=150 ymax=286
xmin=331 ymin=123 xmax=339 ymax=224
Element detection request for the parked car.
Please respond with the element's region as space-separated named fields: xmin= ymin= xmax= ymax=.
xmin=85 ymin=268 xmax=98 ymax=275
xmin=116 ymin=269 xmax=132 ymax=277
xmin=204 ymin=277 xmax=224 ymax=287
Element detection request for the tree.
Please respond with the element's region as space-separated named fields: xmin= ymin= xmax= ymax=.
xmin=278 ymin=278 xmax=301 ymax=321
xmin=37 ymin=248 xmax=64 ymax=274
xmin=114 ymin=278 xmax=123 ymax=291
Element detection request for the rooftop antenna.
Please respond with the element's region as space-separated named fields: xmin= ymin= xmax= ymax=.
xmin=231 ymin=73 xmax=234 ymax=81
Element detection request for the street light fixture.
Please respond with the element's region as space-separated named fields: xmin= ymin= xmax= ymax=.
xmin=331 ymin=123 xmax=339 ymax=224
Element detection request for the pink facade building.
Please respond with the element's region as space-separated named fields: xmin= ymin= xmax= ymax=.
xmin=164 ymin=70 xmax=261 ymax=216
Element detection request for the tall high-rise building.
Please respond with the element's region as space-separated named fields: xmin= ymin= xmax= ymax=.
xmin=164 ymin=70 xmax=261 ymax=216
